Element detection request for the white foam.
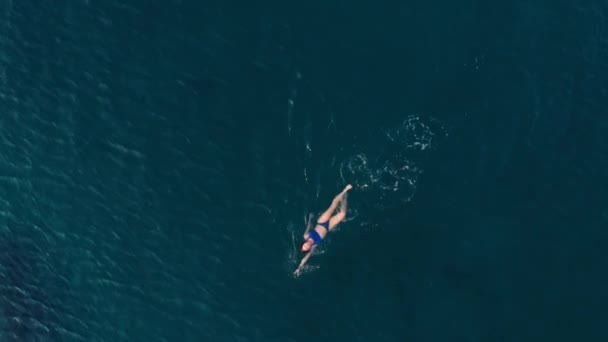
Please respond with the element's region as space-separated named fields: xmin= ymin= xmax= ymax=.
xmin=340 ymin=115 xmax=446 ymax=207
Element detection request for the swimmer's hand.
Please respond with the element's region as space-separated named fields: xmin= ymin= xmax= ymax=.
xmin=294 ymin=257 xmax=309 ymax=276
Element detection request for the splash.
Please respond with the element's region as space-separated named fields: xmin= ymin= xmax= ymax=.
xmin=340 ymin=115 xmax=445 ymax=206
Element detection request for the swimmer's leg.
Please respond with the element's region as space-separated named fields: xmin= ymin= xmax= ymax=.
xmin=317 ymin=185 xmax=352 ymax=223
xmin=329 ymin=191 xmax=348 ymax=230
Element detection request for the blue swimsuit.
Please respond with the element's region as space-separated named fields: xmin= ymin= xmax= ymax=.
xmin=308 ymin=220 xmax=330 ymax=245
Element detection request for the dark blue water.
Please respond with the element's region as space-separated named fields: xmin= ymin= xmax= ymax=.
xmin=0 ymin=1 xmax=607 ymax=341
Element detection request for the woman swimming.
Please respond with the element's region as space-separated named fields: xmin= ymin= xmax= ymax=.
xmin=294 ymin=184 xmax=352 ymax=276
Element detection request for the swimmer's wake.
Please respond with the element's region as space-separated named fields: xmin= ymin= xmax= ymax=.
xmin=340 ymin=115 xmax=445 ymax=206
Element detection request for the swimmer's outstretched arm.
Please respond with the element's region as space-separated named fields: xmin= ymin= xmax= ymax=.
xmin=294 ymin=250 xmax=314 ymax=276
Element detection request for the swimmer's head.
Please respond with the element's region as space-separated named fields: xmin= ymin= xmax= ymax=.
xmin=301 ymin=239 xmax=313 ymax=253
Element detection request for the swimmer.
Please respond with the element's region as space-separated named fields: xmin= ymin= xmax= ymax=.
xmin=294 ymin=184 xmax=352 ymax=276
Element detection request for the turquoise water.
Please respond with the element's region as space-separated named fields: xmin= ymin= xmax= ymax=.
xmin=0 ymin=1 xmax=607 ymax=341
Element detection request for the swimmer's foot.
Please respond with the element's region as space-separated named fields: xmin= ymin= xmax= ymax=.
xmin=340 ymin=184 xmax=352 ymax=195
xmin=336 ymin=184 xmax=352 ymax=200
